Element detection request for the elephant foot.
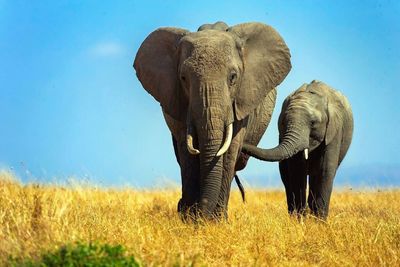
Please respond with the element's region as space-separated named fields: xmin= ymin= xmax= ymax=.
xmin=177 ymin=198 xmax=227 ymax=222
xmin=288 ymin=208 xmax=307 ymax=220
xmin=309 ymin=208 xmax=328 ymax=221
xmin=177 ymin=199 xmax=198 ymax=222
xmin=308 ymin=197 xmax=330 ymax=220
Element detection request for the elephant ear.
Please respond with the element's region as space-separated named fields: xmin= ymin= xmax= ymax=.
xmin=229 ymin=23 xmax=291 ymax=120
xmin=134 ymin=27 xmax=189 ymax=122
xmin=325 ymin=98 xmax=341 ymax=144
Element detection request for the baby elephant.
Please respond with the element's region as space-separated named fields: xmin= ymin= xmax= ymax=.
xmin=242 ymin=80 xmax=353 ymax=219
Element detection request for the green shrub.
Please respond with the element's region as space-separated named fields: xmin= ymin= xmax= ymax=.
xmin=10 ymin=242 xmax=140 ymax=267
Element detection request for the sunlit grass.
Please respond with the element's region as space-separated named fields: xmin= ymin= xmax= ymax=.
xmin=1 ymin=170 xmax=399 ymax=266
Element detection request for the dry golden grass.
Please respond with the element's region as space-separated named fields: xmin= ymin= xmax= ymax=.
xmin=1 ymin=170 xmax=399 ymax=266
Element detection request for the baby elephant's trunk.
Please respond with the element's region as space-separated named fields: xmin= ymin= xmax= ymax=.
xmin=242 ymin=124 xmax=309 ymax=162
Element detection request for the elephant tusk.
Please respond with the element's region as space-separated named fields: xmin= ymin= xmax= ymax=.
xmin=216 ymin=123 xmax=233 ymax=157
xmin=187 ymin=126 xmax=200 ymax=155
xmin=304 ymin=148 xmax=309 ymax=160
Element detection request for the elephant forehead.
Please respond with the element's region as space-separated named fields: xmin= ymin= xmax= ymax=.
xmin=287 ymin=94 xmax=317 ymax=113
xmin=181 ymin=34 xmax=235 ymax=74
xmin=286 ymin=93 xmax=324 ymax=122
xmin=286 ymin=95 xmax=312 ymax=112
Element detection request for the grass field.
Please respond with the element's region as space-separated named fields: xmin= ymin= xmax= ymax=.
xmin=1 ymin=170 xmax=399 ymax=266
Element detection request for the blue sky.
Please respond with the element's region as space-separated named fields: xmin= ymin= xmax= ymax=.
xmin=0 ymin=0 xmax=399 ymax=187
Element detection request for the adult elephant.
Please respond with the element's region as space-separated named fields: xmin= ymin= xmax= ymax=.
xmin=242 ymin=81 xmax=354 ymax=219
xmin=134 ymin=22 xmax=291 ymax=220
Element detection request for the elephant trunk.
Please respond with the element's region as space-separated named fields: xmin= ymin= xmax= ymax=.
xmin=187 ymin=81 xmax=235 ymax=219
xmin=198 ymin=135 xmax=224 ymax=218
xmin=186 ymin=115 xmax=232 ymax=157
xmin=244 ymin=123 xmax=309 ymax=162
xmin=195 ymin=106 xmax=233 ymax=219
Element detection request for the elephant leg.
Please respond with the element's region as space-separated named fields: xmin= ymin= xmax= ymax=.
xmin=308 ymin=138 xmax=341 ymax=219
xmin=214 ymin=121 xmax=247 ymax=219
xmin=172 ymin=135 xmax=180 ymax=165
xmin=163 ymin=113 xmax=201 ymax=218
xmin=215 ymin=174 xmax=234 ymax=220
xmin=175 ymin=139 xmax=200 ymax=217
xmin=279 ymin=160 xmax=291 ymax=207
xmin=280 ymin=153 xmax=307 ymax=215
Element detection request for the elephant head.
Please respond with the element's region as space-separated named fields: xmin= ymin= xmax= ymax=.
xmin=242 ymin=80 xmax=344 ymax=161
xmin=134 ymin=22 xmax=291 ymax=217
xmin=197 ymin=21 xmax=229 ymax=31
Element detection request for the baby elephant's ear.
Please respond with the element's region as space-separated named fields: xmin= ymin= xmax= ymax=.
xmin=229 ymin=23 xmax=291 ymax=120
xmin=134 ymin=27 xmax=189 ymax=122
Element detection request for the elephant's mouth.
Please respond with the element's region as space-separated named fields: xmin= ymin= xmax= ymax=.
xmin=186 ymin=121 xmax=233 ymax=157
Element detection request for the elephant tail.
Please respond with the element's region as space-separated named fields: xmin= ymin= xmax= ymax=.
xmin=234 ymin=174 xmax=246 ymax=203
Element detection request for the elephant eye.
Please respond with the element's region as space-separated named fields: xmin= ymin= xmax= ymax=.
xmin=229 ymin=72 xmax=237 ymax=86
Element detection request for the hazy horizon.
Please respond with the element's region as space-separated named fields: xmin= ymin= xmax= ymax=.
xmin=1 ymin=1 xmax=399 ymax=187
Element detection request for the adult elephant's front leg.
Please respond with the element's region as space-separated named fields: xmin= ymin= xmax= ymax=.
xmin=214 ymin=121 xmax=248 ymax=219
xmin=175 ymin=138 xmax=201 ymax=217
xmin=163 ymin=112 xmax=201 ymax=218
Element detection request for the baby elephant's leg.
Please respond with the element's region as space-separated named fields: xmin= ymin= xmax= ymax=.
xmin=280 ymin=152 xmax=307 ymax=216
xmin=308 ymin=140 xmax=341 ymax=219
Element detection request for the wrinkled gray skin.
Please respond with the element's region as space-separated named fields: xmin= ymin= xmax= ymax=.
xmin=242 ymin=81 xmax=353 ymax=219
xmin=197 ymin=21 xmax=229 ymax=31
xmin=134 ymin=21 xmax=291 ymax=220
